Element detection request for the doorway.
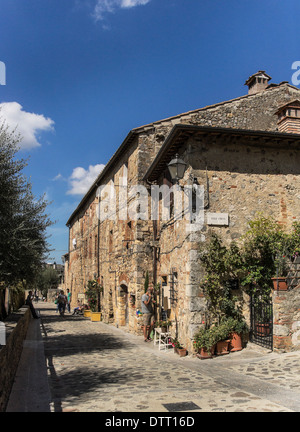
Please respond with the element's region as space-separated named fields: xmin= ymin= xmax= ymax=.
xmin=120 ymin=284 xmax=129 ymax=325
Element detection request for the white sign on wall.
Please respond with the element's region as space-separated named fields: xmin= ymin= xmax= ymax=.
xmin=207 ymin=212 xmax=229 ymax=226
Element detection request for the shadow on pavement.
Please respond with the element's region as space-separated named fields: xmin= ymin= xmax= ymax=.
xmin=39 ymin=305 xmax=137 ymax=411
xmin=47 ymin=356 xmax=133 ymax=412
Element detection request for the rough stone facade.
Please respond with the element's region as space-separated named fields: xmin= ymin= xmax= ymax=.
xmin=152 ymin=127 xmax=300 ymax=350
xmin=65 ymin=72 xmax=300 ymax=352
xmin=273 ymin=287 xmax=300 ymax=352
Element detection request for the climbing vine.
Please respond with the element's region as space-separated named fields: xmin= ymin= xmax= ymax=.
xmin=200 ymin=216 xmax=300 ymax=316
xmin=86 ymin=279 xmax=103 ymax=312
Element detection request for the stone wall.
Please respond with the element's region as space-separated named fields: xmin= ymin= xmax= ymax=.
xmin=273 ymin=287 xmax=300 ymax=352
xmin=65 ymin=136 xmax=154 ymax=334
xmin=0 ymin=306 xmax=31 ymax=412
xmin=155 ymin=127 xmax=300 ymax=351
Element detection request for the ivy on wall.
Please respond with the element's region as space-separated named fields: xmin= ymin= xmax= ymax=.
xmin=199 ymin=215 xmax=300 ymax=320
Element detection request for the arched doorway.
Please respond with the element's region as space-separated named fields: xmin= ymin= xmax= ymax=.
xmin=119 ymin=284 xmax=129 ymax=326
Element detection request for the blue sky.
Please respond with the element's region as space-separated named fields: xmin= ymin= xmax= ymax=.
xmin=0 ymin=0 xmax=299 ymax=264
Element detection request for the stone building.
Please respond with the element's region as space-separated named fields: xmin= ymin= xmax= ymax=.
xmin=65 ymin=71 xmax=300 ymax=352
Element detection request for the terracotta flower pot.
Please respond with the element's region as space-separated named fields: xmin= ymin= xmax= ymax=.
xmin=271 ymin=277 xmax=288 ymax=291
xmin=229 ymin=332 xmax=242 ymax=352
xmin=197 ymin=345 xmax=215 ymax=359
xmin=178 ymin=348 xmax=187 ymax=357
xmin=216 ymin=340 xmax=230 ymax=356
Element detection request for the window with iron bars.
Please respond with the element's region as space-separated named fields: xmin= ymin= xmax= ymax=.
xmin=169 ymin=269 xmax=178 ymax=306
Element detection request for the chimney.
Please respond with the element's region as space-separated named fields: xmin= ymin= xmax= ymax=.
xmin=245 ymin=71 xmax=271 ymax=95
xmin=275 ymin=100 xmax=300 ymax=134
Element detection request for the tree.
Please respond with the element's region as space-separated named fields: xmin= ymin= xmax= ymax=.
xmin=35 ymin=267 xmax=60 ymax=297
xmin=0 ymin=119 xmax=53 ymax=288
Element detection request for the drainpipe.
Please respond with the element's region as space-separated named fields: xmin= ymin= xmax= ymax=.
xmin=97 ymin=198 xmax=100 ymax=279
xmin=153 ymin=219 xmax=158 ymax=320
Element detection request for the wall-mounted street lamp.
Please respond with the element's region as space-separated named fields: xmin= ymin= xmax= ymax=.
xmin=167 ymin=153 xmax=187 ymax=184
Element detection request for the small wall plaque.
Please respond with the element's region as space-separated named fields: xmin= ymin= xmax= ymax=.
xmin=207 ymin=212 xmax=229 ymax=226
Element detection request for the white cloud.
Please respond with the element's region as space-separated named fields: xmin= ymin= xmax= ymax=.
xmin=121 ymin=0 xmax=151 ymax=7
xmin=93 ymin=0 xmax=151 ymax=21
xmin=67 ymin=164 xmax=105 ymax=195
xmin=0 ymin=102 xmax=54 ymax=150
xmin=52 ymin=173 xmax=65 ymax=181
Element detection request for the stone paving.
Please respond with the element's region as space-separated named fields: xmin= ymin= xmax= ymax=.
xmin=7 ymin=302 xmax=300 ymax=412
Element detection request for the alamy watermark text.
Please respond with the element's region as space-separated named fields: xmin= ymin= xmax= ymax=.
xmin=291 ymin=61 xmax=300 ymax=86
xmin=0 ymin=61 xmax=6 ymax=85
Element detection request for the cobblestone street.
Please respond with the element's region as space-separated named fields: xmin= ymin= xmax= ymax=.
xmin=6 ymin=302 xmax=300 ymax=413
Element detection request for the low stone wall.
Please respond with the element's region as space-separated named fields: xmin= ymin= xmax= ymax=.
xmin=0 ymin=305 xmax=31 ymax=412
xmin=273 ymin=286 xmax=300 ymax=352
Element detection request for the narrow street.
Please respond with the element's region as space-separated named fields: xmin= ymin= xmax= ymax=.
xmin=6 ymin=302 xmax=300 ymax=413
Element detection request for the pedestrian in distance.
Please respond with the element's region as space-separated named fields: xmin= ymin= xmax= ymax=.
xmin=25 ymin=290 xmax=40 ymax=319
xmin=58 ymin=290 xmax=67 ymax=317
xmin=141 ymin=286 xmax=155 ymax=342
xmin=67 ymin=288 xmax=72 ymax=313
xmin=54 ymin=290 xmax=60 ymax=313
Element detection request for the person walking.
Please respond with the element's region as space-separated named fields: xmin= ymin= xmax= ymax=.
xmin=141 ymin=286 xmax=155 ymax=342
xmin=25 ymin=290 xmax=40 ymax=319
xmin=66 ymin=289 xmax=72 ymax=313
xmin=54 ymin=290 xmax=60 ymax=313
xmin=57 ymin=290 xmax=67 ymax=317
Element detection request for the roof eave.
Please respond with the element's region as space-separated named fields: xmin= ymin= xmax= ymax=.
xmin=143 ymin=124 xmax=300 ymax=183
xmin=66 ymin=130 xmax=137 ymax=226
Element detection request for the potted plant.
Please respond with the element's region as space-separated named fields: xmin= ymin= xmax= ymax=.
xmin=172 ymin=338 xmax=180 ymax=354
xmin=177 ymin=342 xmax=187 ymax=357
xmin=214 ymin=321 xmax=231 ymax=356
xmin=83 ymin=308 xmax=92 ymax=318
xmin=172 ymin=338 xmax=187 ymax=356
xmin=155 ymin=320 xmax=171 ymax=333
xmin=85 ymin=279 xmax=102 ymax=321
xmin=225 ymin=317 xmax=248 ymax=352
xmin=271 ymin=252 xmax=289 ymax=291
xmin=193 ymin=326 xmax=217 ymax=359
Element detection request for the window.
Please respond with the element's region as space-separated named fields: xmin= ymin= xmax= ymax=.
xmin=109 ymin=230 xmax=113 ymax=253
